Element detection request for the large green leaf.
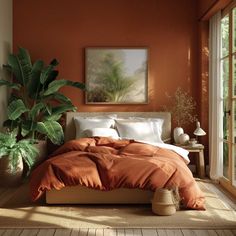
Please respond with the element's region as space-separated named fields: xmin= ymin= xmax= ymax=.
xmin=0 ymin=79 xmax=21 ymax=90
xmin=37 ymin=120 xmax=64 ymax=145
xmin=17 ymin=47 xmax=32 ymax=84
xmin=43 ymin=114 xmax=62 ymax=121
xmin=28 ymin=102 xmax=45 ymax=119
xmin=40 ymin=59 xmax=59 ymax=84
xmin=7 ymin=48 xmax=32 ymax=86
xmin=42 ymin=92 xmax=73 ymax=106
xmin=50 ymin=104 xmax=76 ymax=116
xmin=7 ymin=99 xmax=28 ymax=120
xmin=42 ymin=104 xmax=75 ymax=122
xmin=45 ymin=104 xmax=52 ymax=115
xmin=43 ymin=70 xmax=59 ymax=90
xmin=43 ymin=79 xmax=85 ymax=96
xmin=28 ymin=60 xmax=44 ymax=99
xmin=7 ymin=54 xmax=24 ymax=85
xmin=42 ymin=103 xmax=75 ymax=121
xmin=18 ymin=47 xmax=32 ymax=67
xmin=21 ymin=120 xmax=37 ymax=137
xmin=49 ymin=59 xmax=59 ymax=67
xmin=53 ymin=92 xmax=73 ymax=105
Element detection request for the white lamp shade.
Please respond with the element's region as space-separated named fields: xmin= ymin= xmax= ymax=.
xmin=193 ymin=121 xmax=206 ymax=136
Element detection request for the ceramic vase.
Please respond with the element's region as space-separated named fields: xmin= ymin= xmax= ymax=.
xmin=173 ymin=127 xmax=184 ymax=144
xmin=178 ymin=133 xmax=190 ymax=145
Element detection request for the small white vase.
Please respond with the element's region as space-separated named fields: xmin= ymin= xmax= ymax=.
xmin=173 ymin=127 xmax=184 ymax=144
xmin=178 ymin=133 xmax=190 ymax=145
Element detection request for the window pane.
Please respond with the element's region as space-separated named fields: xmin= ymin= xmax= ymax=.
xmin=233 ymin=8 xmax=236 ymax=53
xmin=221 ymin=15 xmax=229 ymax=57
xmin=223 ymin=142 xmax=229 ymax=179
xmin=233 ymin=145 xmax=236 ymax=185
xmin=222 ymin=58 xmax=229 ymax=98
xmin=222 ymin=58 xmax=229 ymax=140
xmin=234 ymin=101 xmax=236 ymax=143
xmin=233 ymin=55 xmax=236 ymax=95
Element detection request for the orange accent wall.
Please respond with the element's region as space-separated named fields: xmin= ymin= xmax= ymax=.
xmin=13 ymin=0 xmax=200 ymax=132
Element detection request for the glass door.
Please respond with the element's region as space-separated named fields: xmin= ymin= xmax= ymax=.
xmin=232 ymin=7 xmax=236 ymax=186
xmin=221 ymin=14 xmax=230 ymax=180
xmin=220 ymin=6 xmax=236 ymax=193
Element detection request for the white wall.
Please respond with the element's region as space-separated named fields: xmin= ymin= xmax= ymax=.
xmin=0 ymin=0 xmax=12 ymax=130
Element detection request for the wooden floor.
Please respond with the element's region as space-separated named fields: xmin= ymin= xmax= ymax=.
xmin=0 ymin=228 xmax=235 ymax=236
xmin=0 ymin=180 xmax=235 ymax=236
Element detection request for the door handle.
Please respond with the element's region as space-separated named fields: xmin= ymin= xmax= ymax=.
xmin=224 ymin=110 xmax=231 ymax=116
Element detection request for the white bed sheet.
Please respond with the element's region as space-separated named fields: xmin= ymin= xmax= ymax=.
xmin=135 ymin=139 xmax=190 ymax=164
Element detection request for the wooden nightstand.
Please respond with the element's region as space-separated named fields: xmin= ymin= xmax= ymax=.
xmin=174 ymin=144 xmax=205 ymax=178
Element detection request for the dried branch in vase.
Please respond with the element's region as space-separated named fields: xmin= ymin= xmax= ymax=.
xmin=163 ymin=87 xmax=197 ymax=127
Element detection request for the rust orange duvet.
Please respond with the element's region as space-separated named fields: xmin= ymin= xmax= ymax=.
xmin=30 ymin=137 xmax=205 ymax=210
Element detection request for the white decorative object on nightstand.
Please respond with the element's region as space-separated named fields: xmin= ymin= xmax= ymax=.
xmin=178 ymin=133 xmax=190 ymax=145
xmin=173 ymin=127 xmax=184 ymax=143
xmin=193 ymin=121 xmax=206 ymax=141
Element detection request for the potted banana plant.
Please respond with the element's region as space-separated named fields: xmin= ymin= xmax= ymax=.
xmin=1 ymin=47 xmax=85 ymax=144
xmin=0 ymin=47 xmax=85 ymax=163
xmin=0 ymin=130 xmax=38 ymax=186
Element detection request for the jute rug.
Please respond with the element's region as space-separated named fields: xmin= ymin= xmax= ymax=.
xmin=0 ymin=181 xmax=235 ymax=229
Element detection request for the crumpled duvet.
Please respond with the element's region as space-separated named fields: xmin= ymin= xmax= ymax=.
xmin=30 ymin=137 xmax=205 ymax=210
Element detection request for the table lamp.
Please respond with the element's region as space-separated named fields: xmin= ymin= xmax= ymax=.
xmin=193 ymin=121 xmax=206 ymax=143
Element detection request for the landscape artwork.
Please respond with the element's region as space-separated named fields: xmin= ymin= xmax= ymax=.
xmin=85 ymin=48 xmax=148 ymax=104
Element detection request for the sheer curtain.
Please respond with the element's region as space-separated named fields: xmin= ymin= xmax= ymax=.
xmin=209 ymin=11 xmax=222 ymax=180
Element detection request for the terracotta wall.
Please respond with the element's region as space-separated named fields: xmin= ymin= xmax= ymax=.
xmin=13 ymin=0 xmax=200 ymax=133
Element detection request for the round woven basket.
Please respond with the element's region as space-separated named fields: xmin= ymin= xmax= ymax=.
xmin=152 ymin=188 xmax=176 ymax=216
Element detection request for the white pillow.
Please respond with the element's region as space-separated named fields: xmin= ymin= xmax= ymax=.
xmin=115 ymin=119 xmax=163 ymax=143
xmin=84 ymin=128 xmax=120 ymax=139
xmin=129 ymin=117 xmax=164 ymax=143
xmin=74 ymin=117 xmax=115 ymax=138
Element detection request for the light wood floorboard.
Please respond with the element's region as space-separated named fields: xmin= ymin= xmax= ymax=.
xmin=0 ymin=228 xmax=234 ymax=236
xmin=36 ymin=229 xmax=55 ymax=236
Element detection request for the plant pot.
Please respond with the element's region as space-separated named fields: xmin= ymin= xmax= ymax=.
xmin=0 ymin=155 xmax=23 ymax=187
xmin=34 ymin=140 xmax=48 ymax=166
xmin=173 ymin=127 xmax=184 ymax=144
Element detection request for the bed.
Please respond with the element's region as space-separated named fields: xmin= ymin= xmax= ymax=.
xmin=30 ymin=112 xmax=205 ymax=210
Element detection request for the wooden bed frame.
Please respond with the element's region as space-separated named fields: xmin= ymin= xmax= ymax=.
xmin=46 ymin=112 xmax=171 ymax=204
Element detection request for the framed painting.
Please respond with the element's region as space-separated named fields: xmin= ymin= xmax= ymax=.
xmin=85 ymin=47 xmax=148 ymax=104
